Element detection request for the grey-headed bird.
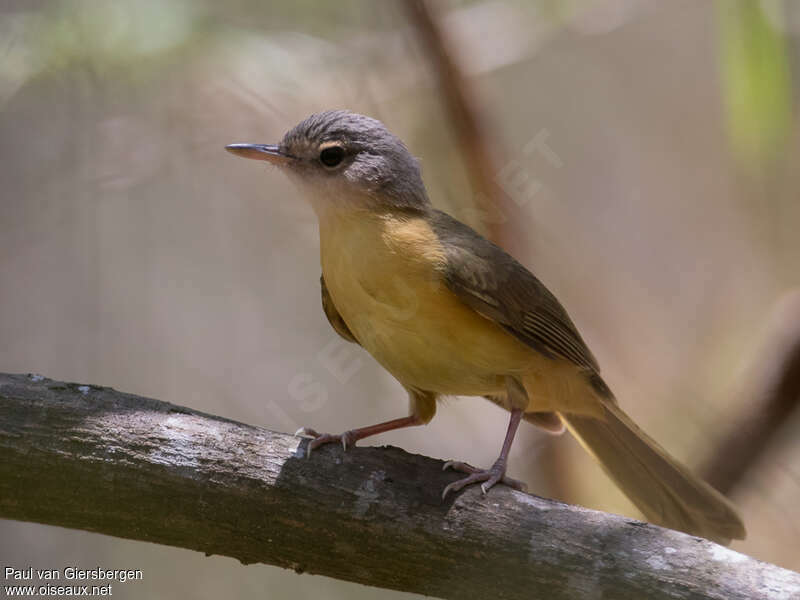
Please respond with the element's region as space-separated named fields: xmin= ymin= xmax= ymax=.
xmin=226 ymin=110 xmax=745 ymax=544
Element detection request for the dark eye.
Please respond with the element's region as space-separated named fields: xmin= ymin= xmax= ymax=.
xmin=319 ymin=145 xmax=345 ymax=168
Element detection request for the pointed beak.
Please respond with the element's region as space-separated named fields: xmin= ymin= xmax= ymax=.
xmin=225 ymin=143 xmax=293 ymax=165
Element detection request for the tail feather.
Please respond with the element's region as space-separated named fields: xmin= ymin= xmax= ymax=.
xmin=561 ymin=402 xmax=746 ymax=545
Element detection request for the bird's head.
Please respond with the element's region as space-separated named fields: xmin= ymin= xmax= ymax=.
xmin=226 ymin=110 xmax=430 ymax=215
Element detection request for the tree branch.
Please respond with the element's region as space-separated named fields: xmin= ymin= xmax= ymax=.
xmin=402 ymin=0 xmax=521 ymax=251
xmin=1 ymin=372 xmax=798 ymax=599
xmin=702 ymin=291 xmax=800 ymax=496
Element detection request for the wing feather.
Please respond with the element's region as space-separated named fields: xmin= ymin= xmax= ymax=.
xmin=320 ymin=275 xmax=359 ymax=344
xmin=430 ymin=210 xmax=599 ymax=373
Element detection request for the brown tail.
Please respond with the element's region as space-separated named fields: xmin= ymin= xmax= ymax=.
xmin=561 ymin=402 xmax=746 ymax=545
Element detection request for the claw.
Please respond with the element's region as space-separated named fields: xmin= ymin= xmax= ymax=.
xmin=441 ymin=458 xmax=527 ymax=499
xmin=480 ymin=476 xmax=500 ymax=495
xmin=441 ymin=481 xmax=459 ymax=500
xmin=296 ymin=428 xmax=357 ymax=459
xmin=294 ymin=427 xmax=319 ymax=439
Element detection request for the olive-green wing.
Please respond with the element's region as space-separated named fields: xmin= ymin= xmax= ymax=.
xmin=430 ymin=209 xmax=600 ymax=374
xmin=320 ymin=275 xmax=359 ymax=344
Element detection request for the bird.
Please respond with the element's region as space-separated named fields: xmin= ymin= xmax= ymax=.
xmin=226 ymin=110 xmax=745 ymax=544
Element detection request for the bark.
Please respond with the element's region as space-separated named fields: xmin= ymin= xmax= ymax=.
xmin=1 ymin=372 xmax=798 ymax=600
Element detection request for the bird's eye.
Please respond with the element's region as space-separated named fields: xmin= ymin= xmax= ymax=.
xmin=319 ymin=145 xmax=345 ymax=168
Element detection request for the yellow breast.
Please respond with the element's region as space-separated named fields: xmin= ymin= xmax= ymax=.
xmin=319 ymin=209 xmax=534 ymax=396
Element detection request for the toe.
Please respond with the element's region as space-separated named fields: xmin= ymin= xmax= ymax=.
xmin=303 ymin=431 xmax=359 ymax=457
xmin=308 ymin=433 xmax=337 ymax=451
xmin=442 ymin=460 xmax=526 ymax=498
xmin=442 ymin=476 xmax=470 ymax=499
xmin=480 ymin=472 xmax=503 ymax=495
xmin=340 ymin=430 xmax=359 ymax=450
xmin=442 ymin=471 xmax=491 ymax=499
xmin=295 ymin=427 xmax=320 ymax=438
xmin=442 ymin=460 xmax=477 ymax=474
xmin=501 ymin=475 xmax=528 ymax=492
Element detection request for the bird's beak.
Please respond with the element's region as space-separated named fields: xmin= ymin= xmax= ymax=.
xmin=225 ymin=143 xmax=292 ymax=165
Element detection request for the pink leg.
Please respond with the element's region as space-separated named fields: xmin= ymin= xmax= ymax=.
xmin=442 ymin=408 xmax=527 ymax=498
xmin=296 ymin=414 xmax=423 ymax=457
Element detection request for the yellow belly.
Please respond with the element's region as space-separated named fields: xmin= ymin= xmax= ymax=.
xmin=319 ymin=209 xmax=600 ymax=415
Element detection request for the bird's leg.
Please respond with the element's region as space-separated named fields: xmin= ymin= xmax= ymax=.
xmin=296 ymin=415 xmax=423 ymax=456
xmin=442 ymin=408 xmax=527 ymax=498
xmin=297 ymin=389 xmax=436 ymax=457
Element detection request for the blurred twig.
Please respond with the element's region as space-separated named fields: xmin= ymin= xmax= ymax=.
xmin=402 ymin=0 xmax=516 ymax=248
xmin=2 ymin=372 xmax=798 ymax=600
xmin=703 ymin=291 xmax=800 ymax=496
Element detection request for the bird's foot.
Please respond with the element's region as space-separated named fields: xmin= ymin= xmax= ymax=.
xmin=295 ymin=427 xmax=358 ymax=458
xmin=441 ymin=459 xmax=527 ymax=499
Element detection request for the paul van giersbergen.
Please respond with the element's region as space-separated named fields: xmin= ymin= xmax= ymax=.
xmin=4 ymin=566 xmax=142 ymax=583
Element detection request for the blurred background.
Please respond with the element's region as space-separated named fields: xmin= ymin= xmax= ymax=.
xmin=2 ymin=0 xmax=799 ymax=597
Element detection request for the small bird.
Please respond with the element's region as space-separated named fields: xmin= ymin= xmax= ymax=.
xmin=226 ymin=110 xmax=745 ymax=544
